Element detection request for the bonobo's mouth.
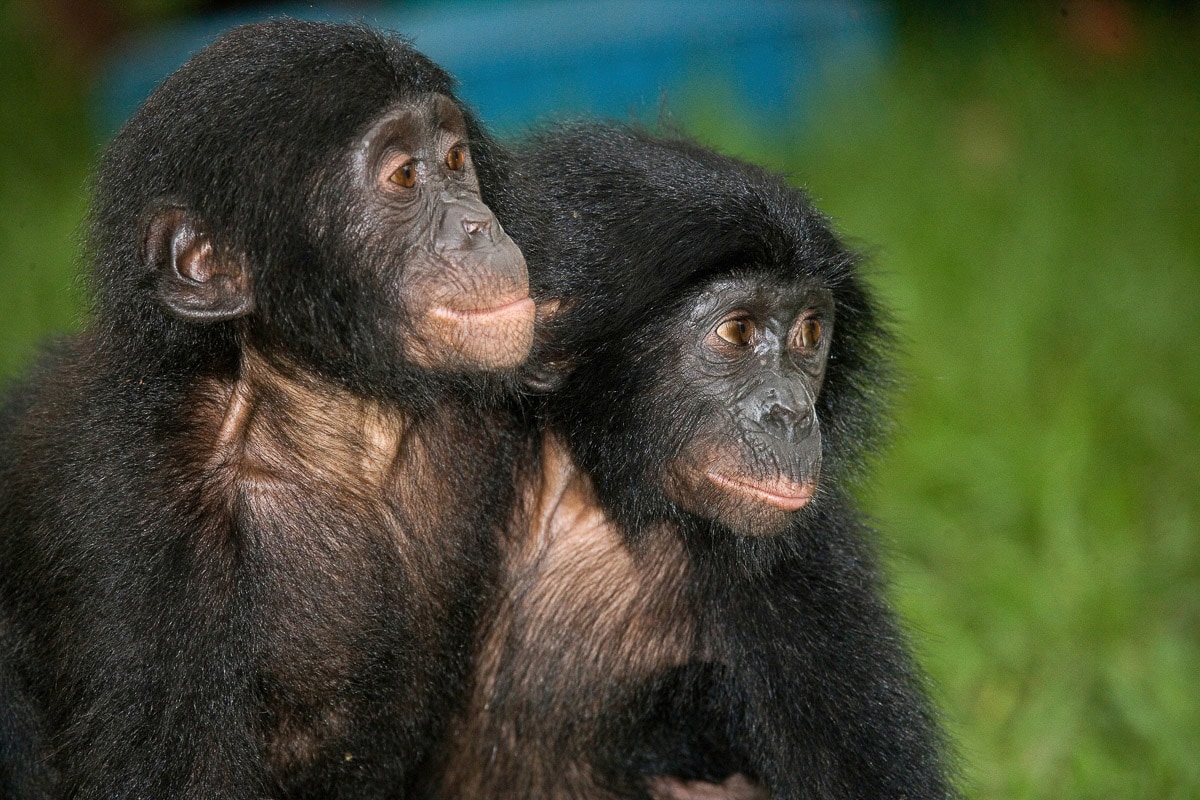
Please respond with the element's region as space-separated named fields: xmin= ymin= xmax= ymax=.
xmin=705 ymin=471 xmax=815 ymax=511
xmin=416 ymin=292 xmax=537 ymax=370
xmin=431 ymin=295 xmax=536 ymax=324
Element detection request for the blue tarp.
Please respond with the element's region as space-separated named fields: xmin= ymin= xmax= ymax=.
xmin=95 ymin=0 xmax=888 ymax=135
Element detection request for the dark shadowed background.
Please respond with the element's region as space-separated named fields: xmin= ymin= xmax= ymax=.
xmin=0 ymin=0 xmax=1197 ymax=796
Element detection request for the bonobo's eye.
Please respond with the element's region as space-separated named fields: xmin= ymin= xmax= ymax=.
xmin=388 ymin=159 xmax=418 ymax=188
xmin=715 ymin=317 xmax=755 ymax=347
xmin=791 ymin=316 xmax=823 ymax=352
xmin=445 ymin=144 xmax=466 ymax=171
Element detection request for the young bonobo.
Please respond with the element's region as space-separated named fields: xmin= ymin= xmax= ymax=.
xmin=0 ymin=20 xmax=534 ymax=799
xmin=435 ymin=125 xmax=957 ymax=799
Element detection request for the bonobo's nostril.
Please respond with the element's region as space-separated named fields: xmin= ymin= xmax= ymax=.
xmin=462 ymin=217 xmax=491 ymax=236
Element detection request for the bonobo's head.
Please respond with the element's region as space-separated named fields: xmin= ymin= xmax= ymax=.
xmin=501 ymin=124 xmax=891 ymax=538
xmin=90 ymin=20 xmax=534 ymax=401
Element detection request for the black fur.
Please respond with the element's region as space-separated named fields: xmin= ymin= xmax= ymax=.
xmin=0 ymin=20 xmax=527 ymax=799
xmin=435 ymin=124 xmax=957 ymax=799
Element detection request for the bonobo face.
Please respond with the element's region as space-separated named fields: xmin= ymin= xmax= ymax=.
xmin=662 ymin=274 xmax=833 ymax=536
xmin=355 ymin=94 xmax=535 ymax=370
xmin=141 ymin=91 xmax=535 ymax=384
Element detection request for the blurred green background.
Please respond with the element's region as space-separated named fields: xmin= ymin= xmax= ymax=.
xmin=1 ymin=0 xmax=1197 ymax=797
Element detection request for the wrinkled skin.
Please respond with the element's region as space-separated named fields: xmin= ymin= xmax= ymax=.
xmin=661 ymin=275 xmax=833 ymax=537
xmin=351 ymin=95 xmax=533 ymax=370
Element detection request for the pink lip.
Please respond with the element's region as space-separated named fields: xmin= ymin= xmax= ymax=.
xmin=431 ymin=295 xmax=535 ymax=323
xmin=706 ymin=472 xmax=815 ymax=511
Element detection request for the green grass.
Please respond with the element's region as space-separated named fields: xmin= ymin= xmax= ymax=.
xmin=2 ymin=5 xmax=1197 ymax=798
xmin=0 ymin=2 xmax=92 ymax=377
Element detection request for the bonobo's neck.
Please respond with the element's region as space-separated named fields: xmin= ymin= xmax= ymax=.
xmin=544 ymin=430 xmax=808 ymax=578
xmin=198 ymin=349 xmax=409 ymax=491
xmin=543 ymin=426 xmax=685 ymax=549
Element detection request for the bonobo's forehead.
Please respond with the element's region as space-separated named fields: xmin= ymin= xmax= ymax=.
xmin=683 ymin=273 xmax=833 ymax=322
xmin=360 ymin=94 xmax=467 ymax=148
xmin=426 ymin=93 xmax=468 ymax=134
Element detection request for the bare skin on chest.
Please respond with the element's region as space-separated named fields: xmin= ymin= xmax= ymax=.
xmin=441 ymin=434 xmax=697 ymax=799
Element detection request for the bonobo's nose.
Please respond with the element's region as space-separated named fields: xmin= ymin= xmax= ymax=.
xmin=752 ymin=383 xmax=815 ymax=442
xmin=438 ymin=194 xmax=501 ymax=252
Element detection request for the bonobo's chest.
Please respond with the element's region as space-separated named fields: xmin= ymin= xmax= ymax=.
xmin=190 ymin=358 xmax=503 ymax=557
xmin=481 ymin=433 xmax=697 ymax=718
xmin=182 ymin=355 xmax=513 ymax=773
xmin=437 ymin=434 xmax=698 ymax=797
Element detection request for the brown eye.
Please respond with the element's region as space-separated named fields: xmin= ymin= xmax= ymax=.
xmin=388 ymin=160 xmax=417 ymax=188
xmin=715 ymin=318 xmax=754 ymax=346
xmin=794 ymin=318 xmax=822 ymax=350
xmin=445 ymin=144 xmax=466 ymax=171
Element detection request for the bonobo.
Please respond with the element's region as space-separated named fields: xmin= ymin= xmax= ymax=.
xmin=0 ymin=20 xmax=533 ymax=799
xmin=435 ymin=125 xmax=957 ymax=799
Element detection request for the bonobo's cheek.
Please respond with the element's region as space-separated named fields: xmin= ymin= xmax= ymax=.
xmin=663 ymin=440 xmax=818 ymax=538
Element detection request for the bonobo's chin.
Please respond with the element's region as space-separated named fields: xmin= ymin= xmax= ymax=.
xmin=430 ymin=296 xmax=537 ymax=371
xmin=714 ymin=503 xmax=804 ymax=539
xmin=665 ymin=468 xmax=817 ymax=539
xmin=404 ymin=295 xmax=537 ymax=373
xmin=704 ymin=473 xmax=815 ymax=538
xmin=706 ymin=472 xmax=814 ymax=512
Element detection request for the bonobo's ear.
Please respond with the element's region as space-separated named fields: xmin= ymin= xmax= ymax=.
xmin=142 ymin=205 xmax=254 ymax=322
xmin=521 ymin=298 xmax=575 ymax=393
